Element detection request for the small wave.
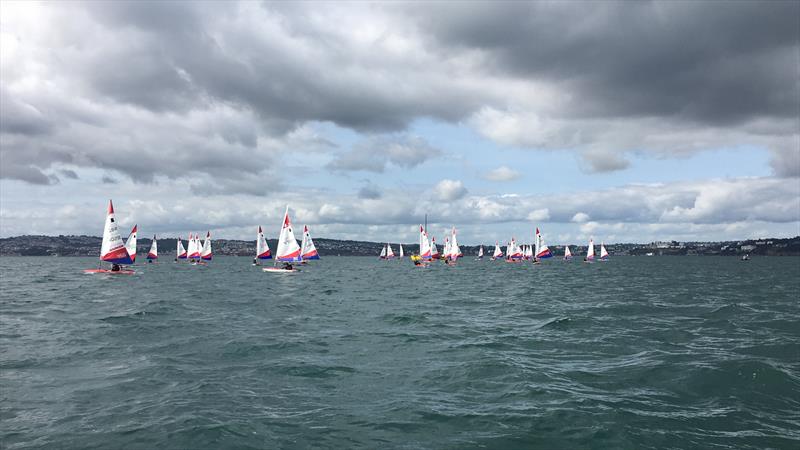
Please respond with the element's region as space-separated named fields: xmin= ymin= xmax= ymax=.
xmin=276 ymin=364 xmax=356 ymax=378
xmin=382 ymin=313 xmax=429 ymax=325
xmin=538 ymin=316 xmax=571 ymax=329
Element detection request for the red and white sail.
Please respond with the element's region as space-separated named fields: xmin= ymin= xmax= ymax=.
xmin=599 ymin=242 xmax=609 ymax=260
xmin=379 ymin=245 xmax=387 ymax=259
xmin=200 ymin=231 xmax=212 ymax=260
xmin=587 ymin=239 xmax=595 ymax=261
xmin=256 ymin=226 xmax=272 ymax=259
xmin=535 ymin=227 xmax=553 ymax=259
xmin=419 ymin=225 xmax=432 ymax=259
xmin=100 ymin=200 xmax=133 ymax=264
xmin=177 ymin=237 xmax=187 ymax=259
xmin=508 ymin=238 xmax=522 ymax=259
xmin=430 ymin=237 xmax=439 ymax=259
xmin=386 ymin=243 xmax=395 ymax=259
xmin=492 ymin=242 xmax=503 ymax=259
xmin=449 ymin=227 xmax=460 ymax=261
xmin=148 ymin=235 xmax=158 ymax=260
xmin=301 ymin=225 xmax=320 ymax=260
xmin=276 ymin=206 xmax=302 ymax=261
xmin=477 ymin=245 xmax=484 ymax=259
xmin=124 ymin=225 xmax=138 ymax=263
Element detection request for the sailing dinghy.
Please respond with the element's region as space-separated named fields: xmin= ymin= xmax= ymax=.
xmin=564 ymin=245 xmax=572 ymax=261
xmin=491 ymin=242 xmax=503 ymax=260
xmin=176 ymin=236 xmax=187 ymax=261
xmin=264 ymin=206 xmax=302 ymax=273
xmin=585 ymin=239 xmax=595 ymax=263
xmin=599 ymin=242 xmax=609 ymax=261
xmin=147 ymin=235 xmax=158 ymax=263
xmin=534 ymin=227 xmax=553 ymax=263
xmin=84 ymin=200 xmax=135 ymax=274
xmin=300 ymin=225 xmax=320 ymax=261
xmin=254 ymin=226 xmax=272 ymax=265
xmin=200 ymin=231 xmax=212 ymax=261
xmin=476 ymin=245 xmax=484 ymax=260
xmin=124 ymin=225 xmax=138 ymax=263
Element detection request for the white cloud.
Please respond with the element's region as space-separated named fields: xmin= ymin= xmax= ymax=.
xmin=527 ymin=208 xmax=550 ymax=222
xmin=433 ymin=179 xmax=468 ymax=201
xmin=571 ymin=212 xmax=590 ymax=223
xmin=483 ymin=165 xmax=521 ymax=182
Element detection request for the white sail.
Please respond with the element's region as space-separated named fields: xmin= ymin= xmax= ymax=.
xmin=535 ymin=227 xmax=553 ymax=259
xmin=124 ymin=225 xmax=138 ymax=263
xmin=100 ymin=200 xmax=133 ymax=264
xmin=200 ymin=231 xmax=212 ymax=260
xmin=587 ymin=239 xmax=595 ymax=260
xmin=399 ymin=244 xmax=404 ymax=258
xmin=564 ymin=245 xmax=572 ymax=260
xmin=386 ymin=244 xmax=395 ymax=258
xmin=600 ymin=242 xmax=609 ymax=260
xmin=478 ymin=245 xmax=484 ymax=258
xmin=419 ymin=225 xmax=431 ymax=259
xmin=186 ymin=233 xmax=194 ymax=258
xmin=450 ymin=227 xmax=460 ymax=260
xmin=256 ymin=226 xmax=271 ymax=259
xmin=379 ymin=245 xmax=387 ymax=258
xmin=276 ymin=206 xmax=302 ymax=261
xmin=177 ymin=237 xmax=186 ymax=259
xmin=148 ymin=235 xmax=158 ymax=260
xmin=300 ymin=225 xmax=320 ymax=260
xmin=430 ymin=237 xmax=439 ymax=259
xmin=492 ymin=242 xmax=503 ymax=258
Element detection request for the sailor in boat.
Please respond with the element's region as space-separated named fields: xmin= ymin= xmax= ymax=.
xmin=253 ymin=257 xmax=258 ymax=266
xmin=111 ymin=264 xmax=121 ymax=272
xmin=282 ymin=262 xmax=294 ymax=271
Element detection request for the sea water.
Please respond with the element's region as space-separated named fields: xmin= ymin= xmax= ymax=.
xmin=1 ymin=256 xmax=799 ymax=449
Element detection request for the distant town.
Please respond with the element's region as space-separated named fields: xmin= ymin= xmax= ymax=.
xmin=1 ymin=235 xmax=798 ymax=257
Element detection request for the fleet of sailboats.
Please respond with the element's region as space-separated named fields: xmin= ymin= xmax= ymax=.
xmin=85 ymin=201 xmax=612 ymax=275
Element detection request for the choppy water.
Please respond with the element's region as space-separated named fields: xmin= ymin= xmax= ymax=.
xmin=1 ymin=256 xmax=799 ymax=449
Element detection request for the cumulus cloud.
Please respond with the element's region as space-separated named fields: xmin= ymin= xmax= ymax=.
xmin=483 ymin=165 xmax=521 ymax=182
xmin=433 ymin=179 xmax=468 ymax=201
xmin=571 ymin=212 xmax=590 ymax=223
xmin=527 ymin=209 xmax=550 ymax=222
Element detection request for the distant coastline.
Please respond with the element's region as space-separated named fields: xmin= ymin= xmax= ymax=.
xmin=1 ymin=235 xmax=798 ymax=257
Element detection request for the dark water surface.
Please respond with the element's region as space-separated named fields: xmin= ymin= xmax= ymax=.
xmin=2 ymin=256 xmax=799 ymax=449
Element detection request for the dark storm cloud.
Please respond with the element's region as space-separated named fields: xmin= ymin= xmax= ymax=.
xmin=79 ymin=1 xmax=484 ymax=133
xmin=1 ymin=0 xmax=797 ymax=187
xmin=413 ymin=1 xmax=800 ymax=125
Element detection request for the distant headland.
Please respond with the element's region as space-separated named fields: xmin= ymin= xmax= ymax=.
xmin=1 ymin=235 xmax=798 ymax=257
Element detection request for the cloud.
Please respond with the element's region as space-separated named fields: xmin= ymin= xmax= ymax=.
xmin=2 ymin=1 xmax=797 ymax=187
xmin=580 ymin=149 xmax=630 ymax=173
xmin=433 ymin=179 xmax=468 ymax=201
xmin=59 ymin=169 xmax=79 ymax=179
xmin=327 ymin=135 xmax=441 ymax=173
xmin=571 ymin=212 xmax=590 ymax=223
xmin=483 ymin=165 xmax=521 ymax=182
xmin=527 ymin=209 xmax=550 ymax=222
xmin=357 ymin=184 xmax=382 ymax=200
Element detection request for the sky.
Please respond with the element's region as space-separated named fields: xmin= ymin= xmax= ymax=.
xmin=1 ymin=0 xmax=799 ymax=245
